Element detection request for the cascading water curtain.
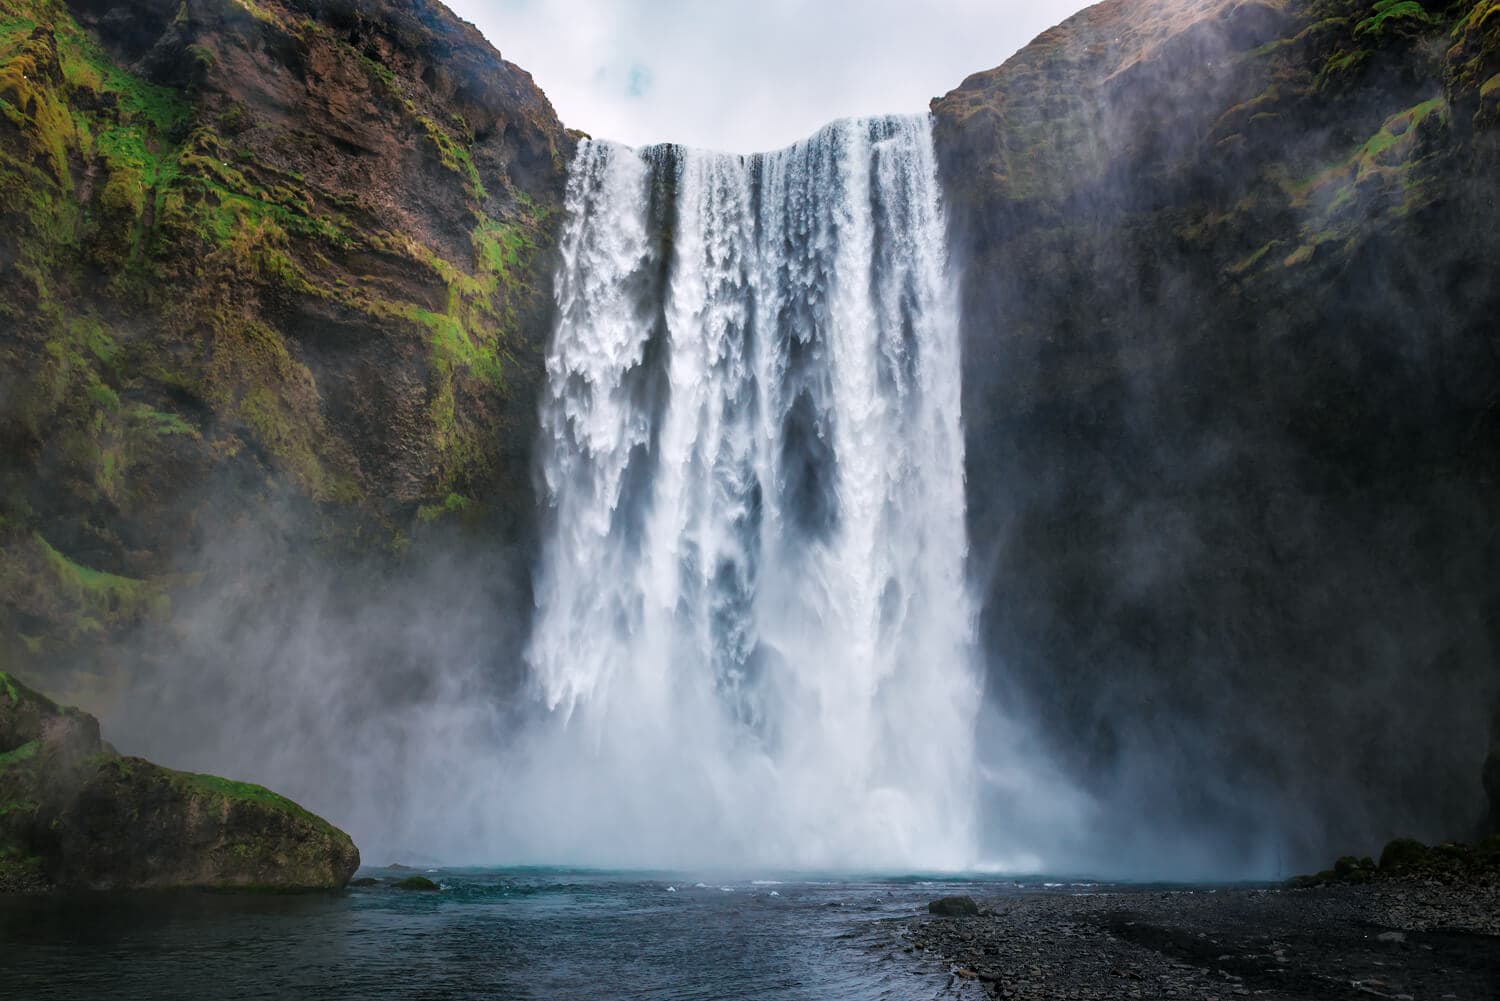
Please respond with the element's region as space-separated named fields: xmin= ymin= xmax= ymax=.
xmin=522 ymin=115 xmax=979 ymax=869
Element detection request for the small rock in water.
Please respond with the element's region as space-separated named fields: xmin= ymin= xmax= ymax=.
xmin=393 ymin=876 xmax=440 ymax=891
xmin=928 ymin=895 xmax=980 ymax=917
xmin=349 ymin=877 xmax=380 ymax=887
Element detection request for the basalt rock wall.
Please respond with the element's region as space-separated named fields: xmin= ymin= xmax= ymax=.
xmin=934 ymin=0 xmax=1500 ymax=865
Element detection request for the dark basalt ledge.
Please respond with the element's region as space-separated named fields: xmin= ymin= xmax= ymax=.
xmin=0 ymin=672 xmax=359 ymax=893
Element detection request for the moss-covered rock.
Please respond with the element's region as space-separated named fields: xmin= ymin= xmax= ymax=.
xmin=0 ymin=670 xmax=358 ymax=892
xmin=1289 ymin=837 xmax=1500 ymax=887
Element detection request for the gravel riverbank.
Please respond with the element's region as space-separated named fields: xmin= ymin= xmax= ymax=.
xmin=902 ymin=882 xmax=1499 ymax=1000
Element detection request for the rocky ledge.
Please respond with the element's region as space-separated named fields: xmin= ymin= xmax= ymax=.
xmin=0 ymin=671 xmax=359 ymax=893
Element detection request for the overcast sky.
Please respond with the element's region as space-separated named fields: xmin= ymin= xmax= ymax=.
xmin=445 ymin=0 xmax=1091 ymax=153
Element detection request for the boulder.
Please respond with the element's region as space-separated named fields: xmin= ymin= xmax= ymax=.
xmin=1378 ymin=838 xmax=1433 ymax=874
xmin=393 ymin=875 xmax=440 ymax=892
xmin=928 ymin=895 xmax=981 ymax=917
xmin=0 ymin=672 xmax=358 ymax=892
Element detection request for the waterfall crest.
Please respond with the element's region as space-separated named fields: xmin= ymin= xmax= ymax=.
xmin=525 ymin=115 xmax=979 ymax=868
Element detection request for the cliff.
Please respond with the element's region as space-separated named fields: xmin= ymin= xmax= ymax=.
xmin=0 ymin=0 xmax=571 ymax=701
xmin=934 ymin=0 xmax=1500 ymax=863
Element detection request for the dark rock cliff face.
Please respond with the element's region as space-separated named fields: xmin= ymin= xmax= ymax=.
xmin=934 ymin=0 xmax=1500 ymax=865
xmin=0 ymin=0 xmax=572 ymax=705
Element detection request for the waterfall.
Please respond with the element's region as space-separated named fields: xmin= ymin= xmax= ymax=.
xmin=523 ymin=115 xmax=979 ymax=869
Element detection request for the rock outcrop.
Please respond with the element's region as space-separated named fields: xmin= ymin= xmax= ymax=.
xmin=1288 ymin=835 xmax=1500 ymax=887
xmin=0 ymin=0 xmax=572 ymax=699
xmin=933 ymin=0 xmax=1500 ymax=861
xmin=0 ymin=670 xmax=359 ymax=892
xmin=928 ymin=895 xmax=982 ymax=917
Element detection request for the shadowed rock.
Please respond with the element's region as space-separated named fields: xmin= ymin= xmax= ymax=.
xmin=928 ymin=895 xmax=981 ymax=917
xmin=0 ymin=672 xmax=359 ymax=893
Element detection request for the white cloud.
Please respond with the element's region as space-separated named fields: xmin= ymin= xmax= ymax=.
xmin=445 ymin=0 xmax=1090 ymax=153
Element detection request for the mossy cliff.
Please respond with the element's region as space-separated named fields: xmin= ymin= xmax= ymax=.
xmin=0 ymin=0 xmax=571 ymax=702
xmin=0 ymin=671 xmax=359 ymax=891
xmin=934 ymin=0 xmax=1500 ymax=861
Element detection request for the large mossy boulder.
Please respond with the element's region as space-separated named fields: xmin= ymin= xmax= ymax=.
xmin=0 ymin=672 xmax=358 ymax=892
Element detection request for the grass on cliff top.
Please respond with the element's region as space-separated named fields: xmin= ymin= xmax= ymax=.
xmin=0 ymin=671 xmax=60 ymax=713
xmin=35 ymin=533 xmax=160 ymax=611
xmin=170 ymin=769 xmax=344 ymax=837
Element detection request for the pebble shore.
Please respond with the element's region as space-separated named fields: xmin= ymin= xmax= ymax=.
xmin=902 ymin=881 xmax=1499 ymax=1000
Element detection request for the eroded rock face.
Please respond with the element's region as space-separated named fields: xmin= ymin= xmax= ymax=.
xmin=933 ymin=0 xmax=1500 ymax=862
xmin=0 ymin=672 xmax=359 ymax=892
xmin=0 ymin=0 xmax=572 ymax=697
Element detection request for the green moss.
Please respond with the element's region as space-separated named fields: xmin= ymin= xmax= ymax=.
xmin=1230 ymin=241 xmax=1278 ymax=274
xmin=1355 ymin=1 xmax=1437 ymax=39
xmin=0 ymin=672 xmax=18 ymax=704
xmin=31 ymin=533 xmax=166 ymax=630
xmin=1284 ymin=243 xmax=1316 ymax=267
xmin=85 ymin=379 xmax=119 ymax=411
xmin=170 ymin=770 xmax=340 ymax=836
xmin=417 ymin=492 xmax=471 ymax=523
xmin=421 ymin=118 xmax=487 ymax=201
xmin=230 ymin=0 xmax=282 ymax=26
xmin=0 ymin=15 xmax=39 ymax=51
xmin=186 ymin=43 xmax=215 ymax=75
xmin=0 ymin=740 xmax=40 ymax=770
xmin=127 ymin=406 xmax=198 ymax=438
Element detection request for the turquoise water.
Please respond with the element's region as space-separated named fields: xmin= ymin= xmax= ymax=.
xmin=0 ymin=868 xmax=1051 ymax=1000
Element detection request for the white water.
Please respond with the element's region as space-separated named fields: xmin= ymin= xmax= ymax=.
xmin=519 ymin=115 xmax=980 ymax=869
